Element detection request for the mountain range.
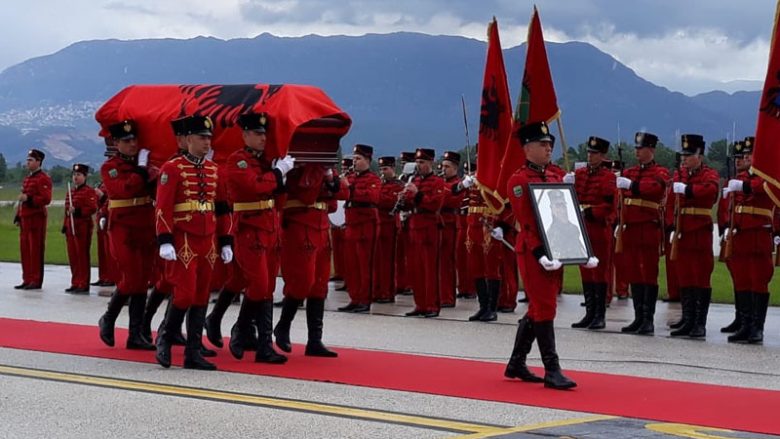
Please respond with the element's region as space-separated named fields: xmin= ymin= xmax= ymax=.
xmin=0 ymin=32 xmax=763 ymax=167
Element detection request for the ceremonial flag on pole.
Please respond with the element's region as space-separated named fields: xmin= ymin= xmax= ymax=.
xmin=495 ymin=6 xmax=561 ymax=200
xmin=475 ymin=18 xmax=514 ymax=211
xmin=752 ymin=0 xmax=780 ymax=207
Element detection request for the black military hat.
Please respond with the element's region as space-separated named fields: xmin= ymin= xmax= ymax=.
xmin=170 ymin=116 xmax=191 ymax=136
xmin=586 ymin=136 xmax=610 ymax=154
xmin=733 ymin=140 xmax=751 ymax=157
xmin=341 ymin=157 xmax=353 ymax=168
xmin=680 ymin=134 xmax=705 ymax=155
xmin=72 ymin=163 xmax=89 ymax=175
xmin=108 ymin=120 xmax=137 ymax=140
xmin=518 ymin=121 xmax=555 ymax=146
xmin=378 ymin=156 xmax=396 ymax=167
xmin=353 ymin=144 xmax=374 ymax=159
xmin=237 ymin=112 xmax=268 ymax=132
xmin=185 ymin=115 xmax=214 ymax=136
xmin=634 ymin=131 xmax=658 ymax=148
xmin=548 ymin=189 xmax=566 ymax=205
xmin=27 ymin=149 xmax=45 ymax=161
xmin=442 ymin=151 xmax=461 ymax=164
xmin=415 ymin=148 xmax=436 ymax=161
xmin=400 ymin=151 xmax=416 ymax=163
xmin=744 ymin=136 xmax=755 ymax=150
xmin=469 ymin=161 xmax=477 ymax=172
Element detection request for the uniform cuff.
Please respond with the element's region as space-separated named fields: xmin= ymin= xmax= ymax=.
xmin=684 ymin=184 xmax=694 ymax=199
xmin=532 ymin=245 xmax=547 ymax=260
xmin=218 ymin=235 xmax=233 ymax=248
xmin=157 ymin=233 xmax=174 ymax=246
xmin=271 ymin=169 xmax=284 ymax=193
xmin=630 ymin=180 xmax=641 ymax=196
xmin=215 ymin=201 xmax=230 ymax=216
xmin=743 ymin=181 xmax=752 ymax=195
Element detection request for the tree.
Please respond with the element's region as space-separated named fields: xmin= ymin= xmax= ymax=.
xmin=0 ymin=153 xmax=6 ymax=181
xmin=706 ymin=138 xmax=729 ymax=178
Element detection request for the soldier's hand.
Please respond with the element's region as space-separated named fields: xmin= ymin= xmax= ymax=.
xmin=137 ymin=149 xmax=150 ymax=167
xmin=774 ymin=235 xmax=780 ymax=246
xmin=461 ymin=175 xmax=476 ymax=189
xmin=616 ymin=176 xmax=632 ymax=190
xmin=673 ymin=182 xmax=686 ymax=194
xmin=404 ymin=182 xmax=418 ymax=195
xmin=220 ymin=245 xmax=233 ymax=264
xmin=669 ymin=231 xmax=676 ymax=244
xmin=722 ymin=187 xmax=730 ymax=199
xmin=274 ymin=155 xmax=295 ymax=176
xmin=18 ymin=193 xmax=28 ymax=202
xmin=727 ymin=179 xmax=744 ymax=193
xmin=583 ymin=256 xmax=599 ymax=269
xmin=159 ymin=243 xmax=177 ymax=261
xmin=325 ymin=168 xmax=334 ymax=182
xmin=538 ymin=255 xmax=562 ymax=271
xmin=562 ymin=172 xmax=575 ymax=184
xmin=99 ymin=217 xmax=107 ymax=231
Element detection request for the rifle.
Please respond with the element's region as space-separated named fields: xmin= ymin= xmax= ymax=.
xmin=721 ymin=144 xmax=736 ymax=261
xmin=67 ymin=182 xmax=76 ymax=236
xmin=669 ymin=155 xmax=682 ymax=261
xmin=614 ymin=144 xmax=625 ymax=253
xmin=461 ymin=95 xmax=472 ymax=175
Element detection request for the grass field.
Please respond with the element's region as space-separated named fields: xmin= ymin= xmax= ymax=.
xmin=0 ymin=184 xmax=68 ymax=202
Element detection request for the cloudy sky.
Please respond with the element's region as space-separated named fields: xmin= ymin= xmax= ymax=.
xmin=1 ymin=0 xmax=777 ymax=95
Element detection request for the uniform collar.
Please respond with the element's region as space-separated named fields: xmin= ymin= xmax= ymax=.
xmin=639 ymin=160 xmax=656 ymax=170
xmin=419 ymin=171 xmax=435 ymax=179
xmin=244 ymin=146 xmax=265 ymax=160
xmin=182 ymin=151 xmax=205 ymax=166
xmin=118 ymin=152 xmax=136 ymax=163
xmin=381 ymin=175 xmax=398 ymax=183
xmin=526 ymin=160 xmax=546 ymax=174
xmin=28 ymin=168 xmax=42 ymax=176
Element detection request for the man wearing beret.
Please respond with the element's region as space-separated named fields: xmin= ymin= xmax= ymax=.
xmin=373 ymin=156 xmax=404 ymax=302
xmin=14 ymin=148 xmax=52 ymax=290
xmin=63 ymin=164 xmax=98 ymax=293
xmin=438 ymin=151 xmax=466 ymax=308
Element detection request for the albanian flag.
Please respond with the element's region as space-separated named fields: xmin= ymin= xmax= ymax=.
xmin=495 ymin=6 xmax=561 ymax=200
xmin=475 ymin=18 xmax=514 ymax=211
xmin=95 ymin=84 xmax=351 ymax=167
xmin=752 ymin=0 xmax=780 ymax=207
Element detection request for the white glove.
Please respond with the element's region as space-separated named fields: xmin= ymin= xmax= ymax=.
xmin=461 ymin=175 xmax=476 ymax=188
xmin=722 ymin=227 xmax=730 ymax=238
xmin=583 ymin=256 xmax=599 ymax=269
xmin=274 ymin=155 xmax=295 ymax=176
xmin=563 ymin=172 xmax=575 ymax=184
xmin=616 ymin=176 xmax=632 ymax=190
xmin=727 ymin=179 xmax=744 ymax=193
xmin=669 ymin=231 xmax=676 ymax=244
xmin=99 ymin=217 xmax=107 ymax=231
xmin=673 ymin=182 xmax=686 ymax=194
xmin=159 ymin=243 xmax=176 ymax=261
xmin=137 ymin=149 xmax=150 ymax=167
xmin=774 ymin=236 xmax=780 ymax=246
xmin=538 ymin=255 xmax=562 ymax=271
xmin=221 ymin=245 xmax=233 ymax=264
xmin=722 ymin=187 xmax=730 ymax=199
xmin=490 ymin=227 xmax=503 ymax=241
xmin=325 ymin=168 xmax=334 ymax=178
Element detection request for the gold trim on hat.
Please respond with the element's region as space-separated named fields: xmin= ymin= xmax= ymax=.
xmin=123 ymin=123 xmax=132 ymax=133
xmin=540 ymin=125 xmax=548 ymax=134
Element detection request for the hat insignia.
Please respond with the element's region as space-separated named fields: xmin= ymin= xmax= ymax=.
xmin=683 ymin=141 xmax=688 ymax=148
xmin=746 ymin=140 xmax=752 ymax=146
xmin=589 ymin=139 xmax=597 ymax=146
xmin=123 ymin=123 xmax=132 ymax=133
xmin=204 ymin=118 xmax=212 ymax=129
xmin=259 ymin=116 xmax=267 ymax=125
xmin=540 ymin=125 xmax=548 ymax=134
xmin=636 ymin=134 xmax=643 ymax=143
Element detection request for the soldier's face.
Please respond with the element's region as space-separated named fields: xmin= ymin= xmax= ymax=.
xmin=587 ymin=151 xmax=604 ymax=167
xmin=735 ymin=154 xmax=751 ymax=171
xmin=116 ymin=138 xmax=138 ymax=156
xmin=524 ymin=140 xmax=552 ymax=165
xmin=682 ymin=153 xmax=702 ymax=169
xmin=380 ymin=166 xmax=395 ymax=179
xmin=187 ymin=134 xmax=212 ymax=158
xmin=243 ymin=130 xmax=266 ymax=151
xmin=416 ymin=159 xmax=433 ymax=174
xmin=175 ymin=135 xmax=187 ymax=151
xmin=72 ymin=172 xmax=86 ymax=186
xmin=441 ymin=160 xmax=458 ymax=178
xmin=353 ymin=154 xmax=370 ymax=172
xmin=26 ymin=157 xmax=41 ymax=171
xmin=635 ymin=146 xmax=654 ymax=164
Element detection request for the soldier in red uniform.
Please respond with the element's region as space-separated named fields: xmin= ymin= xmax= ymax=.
xmin=373 ymin=156 xmax=404 ymax=302
xmin=564 ymin=136 xmax=616 ymax=330
xmin=93 ymin=179 xmax=117 ymax=288
xmin=154 ymin=115 xmax=231 ymax=370
xmin=718 ymin=145 xmax=741 ymax=334
xmin=63 ymin=164 xmax=98 ymax=293
xmin=403 ymin=148 xmax=446 ymax=318
xmin=456 ymin=162 xmax=476 ymax=300
xmin=273 ymin=163 xmax=349 ymax=357
xmin=438 ymin=152 xmax=465 ymax=308
xmin=14 ymin=149 xmax=52 ymax=290
xmin=330 ymin=157 xmax=352 ymax=291
xmin=395 ymin=152 xmax=417 ymax=296
xmin=98 ymin=120 xmax=157 ymax=351
xmin=338 ymin=144 xmax=381 ymax=313
xmin=662 ymin=154 xmax=682 ymax=304
xmin=722 ymin=136 xmax=773 ymax=344
xmin=615 ymin=132 xmax=669 ymax=335
xmin=666 ymin=135 xmax=719 ymax=338
xmin=504 ymin=121 xmax=590 ymax=390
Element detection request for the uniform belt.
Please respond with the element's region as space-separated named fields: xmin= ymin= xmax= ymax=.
xmin=680 ymin=207 xmax=711 ymax=216
xmin=440 ymin=207 xmax=459 ymax=214
xmin=623 ymin=198 xmax=660 ymax=210
xmin=413 ymin=208 xmax=437 ymax=214
xmin=579 ymin=204 xmax=592 ymax=211
xmin=283 ymin=200 xmax=328 ymax=211
xmin=173 ymin=200 xmax=215 ymax=213
xmin=345 ymin=201 xmax=377 ymax=209
xmin=233 ymin=200 xmax=275 ymax=212
xmin=108 ymin=196 xmax=152 ymax=209
xmin=467 ymin=206 xmax=496 ymax=215
xmin=735 ymin=205 xmax=773 ymax=218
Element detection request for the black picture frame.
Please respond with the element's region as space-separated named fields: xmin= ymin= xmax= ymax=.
xmin=527 ymin=183 xmax=593 ymax=265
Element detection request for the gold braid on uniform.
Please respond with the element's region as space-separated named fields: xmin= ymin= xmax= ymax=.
xmin=177 ymin=233 xmax=197 ymax=269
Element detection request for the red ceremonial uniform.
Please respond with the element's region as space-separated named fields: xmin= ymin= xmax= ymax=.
xmin=455 ymin=209 xmax=474 ymax=297
xmin=465 ymin=188 xmax=503 ymax=282
xmin=497 ymin=204 xmax=519 ymax=310
xmin=63 ymin=183 xmax=98 ymax=289
xmin=439 ymin=175 xmax=465 ymax=307
xmin=663 ymin=179 xmax=680 ymax=300
xmin=18 ymin=169 xmax=52 ymax=287
xmin=344 ymin=170 xmax=381 ymax=306
xmin=373 ymin=176 xmax=404 ymax=301
xmin=574 ymin=163 xmax=616 ymax=285
xmin=95 ymin=182 xmax=117 ymax=285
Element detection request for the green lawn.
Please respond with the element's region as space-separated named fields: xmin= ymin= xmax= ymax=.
xmin=0 ymin=184 xmax=67 ymax=201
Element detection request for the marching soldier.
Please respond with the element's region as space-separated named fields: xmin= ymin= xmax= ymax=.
xmin=330 ymin=157 xmax=352 ymax=290
xmin=395 ymin=151 xmax=416 ymax=295
xmin=722 ymin=136 xmax=773 ymax=344
xmin=63 ymin=164 xmax=98 ymax=293
xmin=93 ymin=180 xmax=117 ymax=288
xmin=615 ymin=132 xmax=669 ymax=335
xmin=564 ymin=136 xmax=616 ymax=330
xmin=98 ymin=120 xmax=157 ymax=351
xmin=14 ymin=148 xmax=52 ymax=290
xmin=439 ymin=151 xmax=465 ymax=308
xmin=373 ymin=156 xmax=404 ymax=302
xmin=667 ymin=135 xmax=719 ymax=338
xmin=338 ymin=144 xmax=381 ymax=313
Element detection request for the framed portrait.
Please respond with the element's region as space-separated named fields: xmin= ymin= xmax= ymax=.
xmin=527 ymin=183 xmax=593 ymax=265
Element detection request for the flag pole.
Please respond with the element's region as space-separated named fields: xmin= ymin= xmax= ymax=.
xmin=554 ymin=116 xmax=570 ymax=170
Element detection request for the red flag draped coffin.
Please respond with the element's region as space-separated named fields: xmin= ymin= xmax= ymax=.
xmin=95 ymin=84 xmax=352 ymax=166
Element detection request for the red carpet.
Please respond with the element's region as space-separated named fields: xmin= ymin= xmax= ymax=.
xmin=0 ymin=317 xmax=777 ymax=435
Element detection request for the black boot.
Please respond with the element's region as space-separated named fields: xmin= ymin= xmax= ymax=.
xmin=141 ymin=288 xmax=166 ymax=343
xmin=669 ymin=287 xmax=691 ymax=329
xmin=721 ymin=291 xmax=747 ymax=333
xmin=587 ymin=283 xmax=607 ymax=330
xmin=620 ymin=284 xmax=645 ymax=333
xmin=229 ymin=297 xmax=256 ymax=360
xmin=748 ymin=292 xmax=769 ymax=344
xmin=504 ymin=316 xmax=543 ymax=382
xmin=183 ymin=306 xmax=217 ymax=370
xmin=636 ymin=284 xmax=657 ymax=335
xmin=205 ymin=289 xmax=238 ymax=348
xmin=533 ymin=320 xmax=576 ymax=390
xmin=305 ymin=298 xmax=338 ymax=357
xmin=160 ymin=298 xmax=187 ymax=346
xmin=728 ymin=292 xmax=755 ymax=343
xmin=468 ymin=278 xmax=488 ymax=321
xmin=274 ymin=297 xmax=301 ymax=353
xmin=688 ymin=288 xmax=711 ymax=338
xmin=155 ymin=304 xmax=187 ymax=368
xmin=127 ymin=294 xmax=155 ymax=350
xmin=255 ymin=300 xmax=287 ymax=364
xmin=670 ymin=288 xmax=696 ymax=337
xmin=571 ymin=283 xmax=595 ymax=328
xmin=479 ymin=279 xmax=500 ymax=322
xmin=98 ymin=290 xmax=129 ymax=347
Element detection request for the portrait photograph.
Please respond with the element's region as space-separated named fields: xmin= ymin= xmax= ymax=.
xmin=528 ymin=183 xmax=593 ymax=265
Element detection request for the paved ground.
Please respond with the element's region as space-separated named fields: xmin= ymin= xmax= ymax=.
xmin=0 ymin=262 xmax=778 ymax=438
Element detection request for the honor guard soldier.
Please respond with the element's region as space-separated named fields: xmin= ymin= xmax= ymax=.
xmin=338 ymin=144 xmax=381 ymax=313
xmin=662 ymin=153 xmax=682 ymax=304
xmin=504 ymin=121 xmax=590 ymax=390
xmin=722 ymin=136 xmax=773 ymax=344
xmin=403 ymin=148 xmax=446 ymax=318
xmin=331 ymin=157 xmax=353 ymax=289
xmin=615 ymin=132 xmax=669 ymax=335
xmin=93 ymin=179 xmax=117 ymax=288
xmin=373 ymin=156 xmax=404 ymax=302
xmin=718 ymin=142 xmax=742 ymax=334
xmin=456 ymin=161 xmax=477 ymax=300
xmin=63 ymin=164 xmax=98 ymax=293
xmin=395 ymin=151 xmax=417 ymax=295
xmin=14 ymin=148 xmax=52 ymax=290
xmin=564 ymin=136 xmax=616 ymax=330
xmin=439 ymin=151 xmax=465 ymax=308
xmin=666 ymin=135 xmax=719 ymax=338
